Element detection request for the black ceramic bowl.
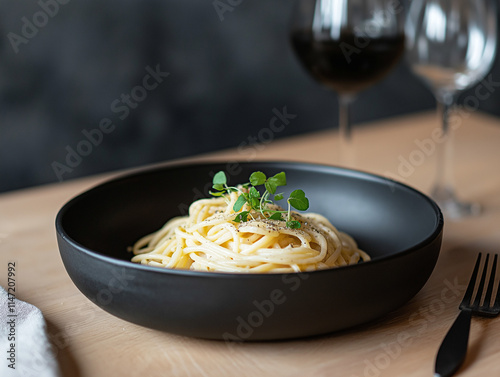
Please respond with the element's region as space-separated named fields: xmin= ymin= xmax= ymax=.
xmin=56 ymin=161 xmax=443 ymax=341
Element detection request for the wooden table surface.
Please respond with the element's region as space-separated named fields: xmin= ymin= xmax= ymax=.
xmin=1 ymin=111 xmax=500 ymax=377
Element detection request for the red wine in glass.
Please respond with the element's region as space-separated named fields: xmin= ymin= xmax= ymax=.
xmin=290 ymin=0 xmax=405 ymax=166
xmin=291 ymin=31 xmax=405 ymax=94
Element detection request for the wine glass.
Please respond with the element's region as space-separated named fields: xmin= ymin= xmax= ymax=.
xmin=290 ymin=0 xmax=405 ymax=167
xmin=406 ymin=0 xmax=497 ymax=219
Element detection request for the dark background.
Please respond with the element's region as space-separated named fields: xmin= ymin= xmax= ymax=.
xmin=0 ymin=0 xmax=499 ymax=193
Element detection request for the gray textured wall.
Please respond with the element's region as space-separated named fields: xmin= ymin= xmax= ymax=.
xmin=0 ymin=0 xmax=498 ymax=193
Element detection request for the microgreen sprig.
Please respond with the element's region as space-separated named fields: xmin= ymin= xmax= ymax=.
xmin=210 ymin=171 xmax=309 ymax=229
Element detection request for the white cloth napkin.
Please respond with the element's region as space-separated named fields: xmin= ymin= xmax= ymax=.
xmin=0 ymin=286 xmax=61 ymax=377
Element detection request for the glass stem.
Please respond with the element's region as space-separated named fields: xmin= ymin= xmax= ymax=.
xmin=433 ymin=92 xmax=456 ymax=197
xmin=338 ymin=94 xmax=355 ymax=167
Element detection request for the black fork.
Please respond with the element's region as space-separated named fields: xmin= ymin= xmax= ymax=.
xmin=435 ymin=253 xmax=500 ymax=377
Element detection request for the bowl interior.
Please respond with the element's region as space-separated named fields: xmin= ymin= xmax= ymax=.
xmin=59 ymin=161 xmax=441 ymax=266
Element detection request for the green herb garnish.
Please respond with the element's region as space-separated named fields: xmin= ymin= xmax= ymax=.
xmin=210 ymin=171 xmax=309 ymax=228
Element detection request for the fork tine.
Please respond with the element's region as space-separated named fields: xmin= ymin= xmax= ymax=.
xmin=494 ymin=255 xmax=500 ymax=312
xmin=472 ymin=253 xmax=490 ymax=308
xmin=484 ymin=254 xmax=498 ymax=308
xmin=460 ymin=253 xmax=482 ymax=309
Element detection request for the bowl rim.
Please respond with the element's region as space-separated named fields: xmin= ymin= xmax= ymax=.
xmin=56 ymin=160 xmax=444 ymax=279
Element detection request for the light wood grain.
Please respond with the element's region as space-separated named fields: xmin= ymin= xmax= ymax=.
xmin=1 ymin=111 xmax=500 ymax=377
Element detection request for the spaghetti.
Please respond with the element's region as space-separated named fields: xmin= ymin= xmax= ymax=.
xmin=130 ymin=190 xmax=369 ymax=273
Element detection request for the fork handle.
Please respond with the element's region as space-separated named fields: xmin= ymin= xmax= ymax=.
xmin=434 ymin=309 xmax=472 ymax=377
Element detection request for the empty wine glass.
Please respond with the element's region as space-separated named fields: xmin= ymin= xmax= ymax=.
xmin=406 ymin=0 xmax=497 ymax=219
xmin=290 ymin=0 xmax=405 ymax=167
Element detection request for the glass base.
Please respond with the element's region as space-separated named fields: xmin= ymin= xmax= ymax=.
xmin=431 ymin=186 xmax=481 ymax=220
